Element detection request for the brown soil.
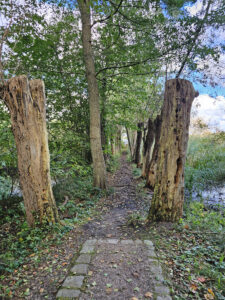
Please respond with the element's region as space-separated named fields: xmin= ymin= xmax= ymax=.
xmin=80 ymin=242 xmax=155 ymax=300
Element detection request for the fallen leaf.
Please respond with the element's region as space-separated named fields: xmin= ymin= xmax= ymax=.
xmin=208 ymin=288 xmax=215 ymax=297
xmin=184 ymin=224 xmax=189 ymax=229
xmin=145 ymin=292 xmax=153 ymax=298
xmin=190 ymin=283 xmax=198 ymax=291
xmin=106 ymin=234 xmax=112 ymax=238
xmin=62 ymin=262 xmax=67 ymax=266
xmin=40 ymin=288 xmax=44 ymax=293
xmin=132 ymin=272 xmax=139 ymax=278
xmin=106 ymin=288 xmax=112 ymax=295
xmin=130 ymin=297 xmax=138 ymax=300
xmin=88 ymin=271 xmax=93 ymax=276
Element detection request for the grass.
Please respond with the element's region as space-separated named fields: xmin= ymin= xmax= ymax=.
xmin=185 ymin=132 xmax=225 ymax=193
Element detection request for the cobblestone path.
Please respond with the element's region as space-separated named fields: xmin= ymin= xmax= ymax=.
xmin=56 ymin=155 xmax=171 ymax=300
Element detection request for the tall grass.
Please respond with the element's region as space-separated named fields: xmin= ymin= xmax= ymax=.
xmin=185 ymin=132 xmax=225 ymax=192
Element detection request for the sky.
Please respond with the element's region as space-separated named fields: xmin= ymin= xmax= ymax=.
xmin=192 ymin=94 xmax=225 ymax=131
xmin=185 ymin=0 xmax=225 ymax=132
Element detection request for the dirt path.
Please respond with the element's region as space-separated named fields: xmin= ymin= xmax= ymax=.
xmin=56 ymin=155 xmax=171 ymax=300
xmin=83 ymin=153 xmax=145 ymax=239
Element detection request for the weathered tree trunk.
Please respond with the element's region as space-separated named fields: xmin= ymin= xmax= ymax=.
xmin=78 ymin=0 xmax=106 ymax=189
xmin=148 ymin=79 xmax=196 ymax=222
xmin=146 ymin=115 xmax=162 ymax=187
xmin=134 ymin=122 xmax=143 ymax=167
xmin=142 ymin=118 xmax=155 ymax=178
xmin=130 ymin=130 xmax=137 ymax=160
xmin=3 ymin=75 xmax=59 ymax=226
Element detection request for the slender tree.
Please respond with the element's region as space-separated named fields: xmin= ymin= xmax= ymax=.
xmin=78 ymin=0 xmax=106 ymax=189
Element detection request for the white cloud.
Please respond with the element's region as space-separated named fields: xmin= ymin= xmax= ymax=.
xmin=191 ymin=94 xmax=225 ymax=131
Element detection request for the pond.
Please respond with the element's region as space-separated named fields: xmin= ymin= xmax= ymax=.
xmin=192 ymin=186 xmax=225 ymax=210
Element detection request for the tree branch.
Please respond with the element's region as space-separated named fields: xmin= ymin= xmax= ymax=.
xmin=91 ymin=0 xmax=123 ymax=27
xmin=176 ymin=0 xmax=212 ymax=78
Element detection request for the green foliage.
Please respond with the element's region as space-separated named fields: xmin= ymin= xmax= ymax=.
xmin=106 ymin=154 xmax=120 ymax=173
xmin=0 ymin=176 xmax=11 ymax=202
xmin=0 ymin=172 xmax=104 ymax=275
xmin=185 ymin=133 xmax=225 ymax=193
xmin=132 ymin=165 xmax=142 ymax=178
xmin=182 ymin=202 xmax=225 ymax=233
xmin=150 ymin=202 xmax=225 ymax=299
xmin=0 ymin=214 xmax=73 ymax=274
xmin=126 ymin=212 xmax=145 ymax=227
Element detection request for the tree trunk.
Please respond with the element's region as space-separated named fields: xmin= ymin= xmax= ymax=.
xmin=3 ymin=75 xmax=59 ymax=226
xmin=100 ymin=77 xmax=107 ymax=157
xmin=146 ymin=115 xmax=162 ymax=187
xmin=125 ymin=126 xmax=132 ymax=156
xmin=130 ymin=130 xmax=137 ymax=160
xmin=142 ymin=118 xmax=155 ymax=178
xmin=148 ymin=79 xmax=196 ymax=222
xmin=78 ymin=0 xmax=106 ymax=189
xmin=134 ymin=122 xmax=143 ymax=167
xmin=115 ymin=126 xmax=122 ymax=154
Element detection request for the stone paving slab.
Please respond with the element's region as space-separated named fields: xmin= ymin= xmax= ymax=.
xmin=56 ymin=239 xmax=171 ymax=300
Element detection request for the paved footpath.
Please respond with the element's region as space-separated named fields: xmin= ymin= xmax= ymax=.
xmin=56 ymin=238 xmax=171 ymax=300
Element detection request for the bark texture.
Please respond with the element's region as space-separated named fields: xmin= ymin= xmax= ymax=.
xmin=134 ymin=122 xmax=143 ymax=167
xmin=148 ymin=79 xmax=196 ymax=222
xmin=78 ymin=0 xmax=106 ymax=188
xmin=146 ymin=115 xmax=162 ymax=187
xmin=142 ymin=118 xmax=155 ymax=178
xmin=3 ymin=75 xmax=59 ymax=226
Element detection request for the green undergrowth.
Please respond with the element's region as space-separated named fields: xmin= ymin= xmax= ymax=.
xmin=0 ymin=176 xmax=103 ymax=276
xmin=132 ymin=164 xmax=142 ymax=178
xmin=0 ymin=150 xmax=121 ymax=282
xmin=146 ymin=200 xmax=225 ymax=300
xmin=106 ymin=153 xmax=120 ymax=173
xmin=185 ymin=132 xmax=225 ymax=193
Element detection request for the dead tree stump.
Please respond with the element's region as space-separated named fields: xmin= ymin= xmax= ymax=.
xmin=148 ymin=79 xmax=196 ymax=222
xmin=3 ymin=75 xmax=59 ymax=226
